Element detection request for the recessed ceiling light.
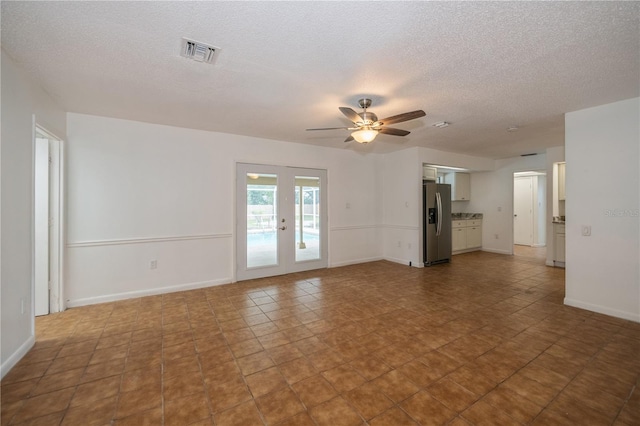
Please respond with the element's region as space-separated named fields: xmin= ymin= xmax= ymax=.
xmin=507 ymin=126 xmax=519 ymax=132
xmin=432 ymin=121 xmax=450 ymax=128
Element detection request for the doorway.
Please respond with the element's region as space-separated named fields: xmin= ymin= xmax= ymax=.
xmin=236 ymin=163 xmax=328 ymax=281
xmin=34 ymin=127 xmax=64 ymax=315
xmin=513 ymin=171 xmax=546 ymax=258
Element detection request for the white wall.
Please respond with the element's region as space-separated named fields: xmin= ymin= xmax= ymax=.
xmin=466 ymin=154 xmax=547 ymax=254
xmin=381 ymin=148 xmax=423 ymax=266
xmin=65 ymin=114 xmax=382 ymax=306
xmin=565 ymin=98 xmax=640 ymax=322
xmin=1 ymin=50 xmax=66 ymax=378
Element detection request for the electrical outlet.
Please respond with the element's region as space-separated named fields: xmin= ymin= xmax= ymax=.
xmin=581 ymin=225 xmax=591 ymax=236
xmin=150 ymin=260 xmax=158 ymax=269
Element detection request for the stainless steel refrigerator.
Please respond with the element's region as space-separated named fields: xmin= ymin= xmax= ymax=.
xmin=423 ymin=182 xmax=452 ymax=266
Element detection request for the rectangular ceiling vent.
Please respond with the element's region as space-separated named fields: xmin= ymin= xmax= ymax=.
xmin=181 ymin=38 xmax=220 ymax=64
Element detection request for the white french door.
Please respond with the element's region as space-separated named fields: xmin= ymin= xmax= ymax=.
xmin=236 ymin=163 xmax=328 ymax=281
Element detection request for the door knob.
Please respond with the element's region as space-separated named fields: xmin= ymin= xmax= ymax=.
xmin=279 ymin=226 xmax=287 ymax=230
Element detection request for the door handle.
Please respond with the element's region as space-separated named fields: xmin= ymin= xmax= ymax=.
xmin=279 ymin=226 xmax=287 ymax=230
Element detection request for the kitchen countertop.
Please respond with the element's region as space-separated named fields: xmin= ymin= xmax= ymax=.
xmin=452 ymin=213 xmax=483 ymax=219
xmin=552 ymin=216 xmax=566 ymax=224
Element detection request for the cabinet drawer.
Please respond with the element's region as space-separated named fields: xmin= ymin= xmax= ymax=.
xmin=452 ymin=220 xmax=466 ymax=228
xmin=467 ymin=220 xmax=482 ymax=227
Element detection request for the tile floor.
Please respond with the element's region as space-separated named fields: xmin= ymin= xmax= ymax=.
xmin=1 ymin=251 xmax=639 ymax=425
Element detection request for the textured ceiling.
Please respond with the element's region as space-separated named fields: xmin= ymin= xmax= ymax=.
xmin=2 ymin=1 xmax=638 ymax=158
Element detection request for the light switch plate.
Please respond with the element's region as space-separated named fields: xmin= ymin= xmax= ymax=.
xmin=581 ymin=225 xmax=591 ymax=236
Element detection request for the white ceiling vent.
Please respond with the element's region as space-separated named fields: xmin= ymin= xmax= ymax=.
xmin=181 ymin=38 xmax=220 ymax=64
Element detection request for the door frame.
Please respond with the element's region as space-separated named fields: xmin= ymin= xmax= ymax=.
xmin=33 ymin=124 xmax=65 ymax=315
xmin=513 ymin=175 xmax=534 ymax=246
xmin=235 ymin=163 xmax=328 ymax=281
xmin=512 ymin=170 xmax=547 ymax=253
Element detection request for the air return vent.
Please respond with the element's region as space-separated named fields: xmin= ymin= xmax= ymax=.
xmin=180 ymin=38 xmax=220 ymax=64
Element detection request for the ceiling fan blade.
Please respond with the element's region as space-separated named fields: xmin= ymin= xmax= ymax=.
xmin=379 ymin=127 xmax=410 ymax=137
xmin=344 ymin=135 xmax=354 ymax=143
xmin=306 ymin=127 xmax=350 ymax=131
xmin=339 ymin=107 xmax=362 ymax=123
xmin=378 ymin=110 xmax=426 ymax=126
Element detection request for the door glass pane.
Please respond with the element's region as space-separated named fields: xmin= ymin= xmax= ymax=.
xmin=246 ymin=173 xmax=278 ymax=268
xmin=294 ymin=176 xmax=320 ymax=262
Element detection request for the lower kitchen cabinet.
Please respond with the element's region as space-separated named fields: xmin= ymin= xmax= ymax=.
xmin=452 ymin=219 xmax=482 ymax=254
xmin=453 ymin=227 xmax=467 ymax=252
xmin=466 ymin=225 xmax=482 ymax=248
xmin=554 ymin=223 xmax=565 ymax=266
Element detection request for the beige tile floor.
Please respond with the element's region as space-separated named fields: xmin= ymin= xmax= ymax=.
xmin=1 ymin=251 xmax=639 ymax=425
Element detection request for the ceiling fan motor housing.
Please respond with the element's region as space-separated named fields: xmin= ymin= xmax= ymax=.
xmin=357 ymin=111 xmax=378 ymax=126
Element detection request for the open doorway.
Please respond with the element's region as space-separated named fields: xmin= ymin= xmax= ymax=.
xmin=34 ymin=126 xmax=64 ymax=315
xmin=513 ymin=171 xmax=546 ymax=261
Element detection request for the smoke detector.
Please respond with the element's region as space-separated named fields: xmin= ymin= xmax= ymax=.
xmin=432 ymin=121 xmax=450 ymax=128
xmin=180 ymin=38 xmax=220 ymax=64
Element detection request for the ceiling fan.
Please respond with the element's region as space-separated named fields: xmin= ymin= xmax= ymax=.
xmin=306 ymin=98 xmax=426 ymax=144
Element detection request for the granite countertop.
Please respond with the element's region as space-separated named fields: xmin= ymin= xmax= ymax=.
xmin=452 ymin=213 xmax=483 ymax=219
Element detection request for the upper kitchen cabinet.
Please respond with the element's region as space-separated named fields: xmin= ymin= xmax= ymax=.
xmin=557 ymin=162 xmax=566 ymax=200
xmin=444 ymin=172 xmax=471 ymax=201
xmin=422 ymin=166 xmax=438 ymax=181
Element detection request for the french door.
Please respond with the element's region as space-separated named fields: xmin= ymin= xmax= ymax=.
xmin=236 ymin=163 xmax=328 ymax=281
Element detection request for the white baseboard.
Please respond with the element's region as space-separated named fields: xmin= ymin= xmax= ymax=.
xmin=66 ymin=278 xmax=232 ymax=308
xmin=564 ymin=298 xmax=640 ymax=323
xmin=545 ymin=260 xmax=555 ymax=267
xmin=382 ymin=256 xmax=414 ymax=266
xmin=1 ymin=335 xmax=35 ymax=380
xmin=330 ymin=256 xmax=383 ymax=268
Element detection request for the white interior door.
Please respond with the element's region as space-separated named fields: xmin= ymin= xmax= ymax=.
xmin=34 ymin=128 xmax=64 ymax=315
xmin=236 ymin=163 xmax=327 ymax=281
xmin=34 ymin=137 xmax=50 ymax=316
xmin=514 ymin=176 xmax=534 ymax=245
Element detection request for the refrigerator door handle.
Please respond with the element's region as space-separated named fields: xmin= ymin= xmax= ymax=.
xmin=436 ymin=192 xmax=442 ymax=236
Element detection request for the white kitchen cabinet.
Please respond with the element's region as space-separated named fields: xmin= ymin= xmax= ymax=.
xmin=557 ymin=162 xmax=566 ymax=201
xmin=444 ymin=173 xmax=471 ymax=201
xmin=423 ymin=166 xmax=438 ymax=181
xmin=466 ymin=226 xmax=482 ymax=248
xmin=452 ymin=219 xmax=482 ymax=253
xmin=452 ymin=227 xmax=467 ymax=252
xmin=554 ymin=223 xmax=565 ymax=265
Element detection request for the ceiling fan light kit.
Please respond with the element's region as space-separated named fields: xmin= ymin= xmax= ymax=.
xmin=352 ymin=128 xmax=379 ymax=143
xmin=307 ymin=98 xmax=426 ymax=144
